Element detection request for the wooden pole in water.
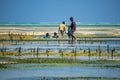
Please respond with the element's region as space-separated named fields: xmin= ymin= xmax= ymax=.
xmin=18 ymin=47 xmax=21 ymax=56
xmin=88 ymin=48 xmax=90 ymax=60
xmin=59 ymin=49 xmax=61 ymax=53
xmin=30 ymin=48 xmax=32 ymax=52
xmin=37 ymin=48 xmax=39 ymax=58
xmin=98 ymin=45 xmax=101 ymax=58
xmin=83 ymin=49 xmax=85 ymax=53
xmin=99 ymin=49 xmax=101 ymax=57
xmin=96 ymin=49 xmax=97 ymax=54
xmin=46 ymin=49 xmax=49 ymax=57
xmin=74 ymin=47 xmax=77 ymax=59
xmin=107 ymin=45 xmax=109 ymax=53
xmin=33 ymin=48 xmax=35 ymax=56
xmin=107 ymin=45 xmax=110 ymax=58
xmin=111 ymin=48 xmax=115 ymax=59
xmin=75 ymin=47 xmax=77 ymax=55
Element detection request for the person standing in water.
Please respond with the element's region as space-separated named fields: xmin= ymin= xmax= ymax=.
xmin=67 ymin=26 xmax=71 ymax=38
xmin=58 ymin=21 xmax=66 ymax=37
xmin=69 ymin=17 xmax=76 ymax=41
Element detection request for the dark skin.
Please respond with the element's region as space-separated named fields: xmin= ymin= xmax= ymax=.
xmin=70 ymin=17 xmax=76 ymax=41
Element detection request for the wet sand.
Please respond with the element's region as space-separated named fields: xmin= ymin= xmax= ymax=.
xmin=0 ymin=27 xmax=120 ymax=36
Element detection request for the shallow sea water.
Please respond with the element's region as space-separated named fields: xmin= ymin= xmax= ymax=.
xmin=0 ymin=63 xmax=120 ymax=80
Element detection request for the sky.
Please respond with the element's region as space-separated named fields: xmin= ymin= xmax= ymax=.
xmin=0 ymin=0 xmax=120 ymax=23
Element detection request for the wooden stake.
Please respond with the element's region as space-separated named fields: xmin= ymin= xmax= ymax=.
xmin=18 ymin=47 xmax=21 ymax=56
xmin=111 ymin=48 xmax=115 ymax=59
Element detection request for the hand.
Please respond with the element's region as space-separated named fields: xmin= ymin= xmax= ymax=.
xmin=72 ymin=29 xmax=74 ymax=32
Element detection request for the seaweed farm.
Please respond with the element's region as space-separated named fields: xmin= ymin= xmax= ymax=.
xmin=0 ymin=31 xmax=120 ymax=80
xmin=0 ymin=36 xmax=120 ymax=60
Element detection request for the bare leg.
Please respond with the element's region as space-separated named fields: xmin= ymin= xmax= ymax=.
xmin=72 ymin=35 xmax=76 ymax=41
xmin=61 ymin=31 xmax=64 ymax=37
xmin=71 ymin=31 xmax=76 ymax=41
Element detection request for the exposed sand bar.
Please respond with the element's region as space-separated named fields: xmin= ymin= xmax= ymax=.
xmin=0 ymin=27 xmax=120 ymax=36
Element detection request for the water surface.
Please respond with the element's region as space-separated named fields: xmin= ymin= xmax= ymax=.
xmin=0 ymin=63 xmax=120 ymax=80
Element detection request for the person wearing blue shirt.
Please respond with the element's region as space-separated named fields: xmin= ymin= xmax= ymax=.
xmin=44 ymin=33 xmax=50 ymax=38
xmin=67 ymin=26 xmax=71 ymax=38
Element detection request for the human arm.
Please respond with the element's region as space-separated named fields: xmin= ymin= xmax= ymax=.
xmin=58 ymin=27 xmax=60 ymax=33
